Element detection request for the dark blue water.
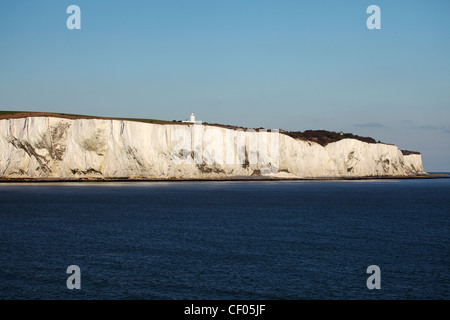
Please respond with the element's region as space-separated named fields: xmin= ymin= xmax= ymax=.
xmin=0 ymin=179 xmax=449 ymax=299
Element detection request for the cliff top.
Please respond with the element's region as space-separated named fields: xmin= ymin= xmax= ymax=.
xmin=0 ymin=111 xmax=177 ymax=125
xmin=0 ymin=111 xmax=420 ymax=154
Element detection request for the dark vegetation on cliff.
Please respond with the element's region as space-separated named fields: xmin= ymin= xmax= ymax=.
xmin=401 ymin=150 xmax=421 ymax=155
xmin=282 ymin=130 xmax=378 ymax=147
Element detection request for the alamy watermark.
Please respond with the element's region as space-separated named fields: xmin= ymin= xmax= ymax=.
xmin=66 ymin=5 xmax=81 ymax=30
xmin=366 ymin=5 xmax=381 ymax=30
xmin=63 ymin=263 xmax=380 ymax=292
xmin=366 ymin=265 xmax=381 ymax=289
xmin=66 ymin=265 xmax=81 ymax=290
xmin=66 ymin=4 xmax=381 ymax=31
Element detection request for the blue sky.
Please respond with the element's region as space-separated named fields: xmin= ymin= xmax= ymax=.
xmin=1 ymin=0 xmax=449 ymax=171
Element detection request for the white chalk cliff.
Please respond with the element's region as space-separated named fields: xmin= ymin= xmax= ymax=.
xmin=0 ymin=116 xmax=425 ymax=179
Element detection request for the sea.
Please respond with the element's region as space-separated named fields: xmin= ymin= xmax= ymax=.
xmin=0 ymin=178 xmax=449 ymax=300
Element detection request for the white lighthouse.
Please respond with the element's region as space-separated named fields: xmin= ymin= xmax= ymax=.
xmin=182 ymin=113 xmax=201 ymax=124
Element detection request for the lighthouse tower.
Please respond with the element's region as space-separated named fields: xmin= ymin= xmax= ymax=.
xmin=182 ymin=113 xmax=201 ymax=123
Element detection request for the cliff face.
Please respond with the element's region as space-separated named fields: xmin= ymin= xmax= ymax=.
xmin=0 ymin=117 xmax=425 ymax=179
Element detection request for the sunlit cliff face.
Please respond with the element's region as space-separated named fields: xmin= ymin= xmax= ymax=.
xmin=0 ymin=117 xmax=424 ymax=180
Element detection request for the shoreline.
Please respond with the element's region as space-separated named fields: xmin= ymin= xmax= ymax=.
xmin=0 ymin=173 xmax=448 ymax=183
